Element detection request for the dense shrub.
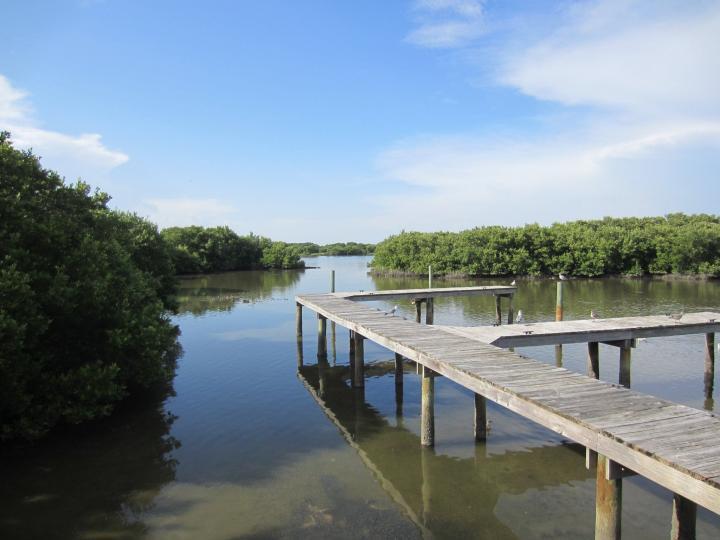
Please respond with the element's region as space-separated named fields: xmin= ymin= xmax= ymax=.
xmin=291 ymin=242 xmax=375 ymax=256
xmin=0 ymin=132 xmax=180 ymax=440
xmin=371 ymin=215 xmax=720 ymax=277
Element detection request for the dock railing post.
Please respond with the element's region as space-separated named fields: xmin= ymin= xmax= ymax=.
xmin=595 ymin=454 xmax=622 ymax=540
xmin=671 ymin=494 xmax=697 ymax=540
xmin=555 ymin=281 xmax=564 ymax=365
xmin=421 ymin=366 xmax=435 ymax=447
xmin=705 ymin=333 xmax=715 ymax=404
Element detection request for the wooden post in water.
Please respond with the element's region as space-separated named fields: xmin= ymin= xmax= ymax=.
xmin=421 ymin=446 xmax=433 ymax=526
xmin=705 ymin=333 xmax=715 ymax=401
xmin=317 ymin=314 xmax=327 ymax=359
xmin=474 ymin=393 xmax=488 ymax=441
xmin=296 ymin=336 xmax=303 ymax=368
xmin=296 ymin=303 xmax=303 ymax=338
xmin=588 ymin=342 xmax=600 ymax=379
xmin=595 ymin=454 xmax=622 ymax=540
xmin=394 ymin=352 xmax=403 ymax=385
xmin=349 ymin=330 xmax=355 ymax=354
xmin=495 ymin=295 xmax=502 ymax=325
xmin=671 ymin=494 xmax=697 ymax=540
xmin=507 ymin=295 xmax=514 ymax=325
xmin=555 ymin=281 xmax=564 ymax=363
xmin=415 ymin=300 xmax=423 ymax=324
xmin=330 ymin=269 xmax=335 ymax=293
xmin=421 ymin=366 xmax=435 ymax=447
xmin=426 ymin=298 xmax=434 ymax=325
xmin=428 ymin=265 xmax=433 ymax=289
xmin=353 ymin=333 xmax=365 ymax=388
xmin=619 ymin=340 xmax=632 ymax=388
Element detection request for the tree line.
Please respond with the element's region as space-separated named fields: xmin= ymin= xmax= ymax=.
xmin=290 ymin=242 xmax=375 ymax=256
xmin=371 ymin=215 xmax=720 ymax=277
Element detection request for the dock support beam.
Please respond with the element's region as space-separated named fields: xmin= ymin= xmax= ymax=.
xmin=317 ymin=314 xmax=327 ymax=359
xmin=349 ymin=330 xmax=355 ymax=355
xmin=415 ymin=300 xmax=423 ymax=324
xmin=507 ymin=295 xmax=514 ymax=325
xmin=588 ymin=342 xmax=600 ymax=379
xmin=353 ymin=333 xmax=364 ymax=388
xmin=595 ymin=454 xmax=622 ymax=540
xmin=421 ymin=366 xmax=435 ymax=447
xmin=671 ymin=494 xmax=697 ymax=540
xmin=426 ymin=298 xmax=434 ymax=325
xmin=474 ymin=393 xmax=488 ymax=441
xmin=705 ymin=333 xmax=715 ymax=402
xmin=619 ymin=341 xmax=632 ymax=388
xmin=395 ymin=353 xmax=403 ymax=385
xmin=296 ymin=303 xmax=303 ymax=338
xmin=495 ymin=295 xmax=502 ymax=325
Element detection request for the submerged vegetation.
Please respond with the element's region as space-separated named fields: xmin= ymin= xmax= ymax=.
xmin=371 ymin=215 xmax=720 ymax=277
xmin=161 ymin=227 xmax=304 ymax=274
xmin=0 ymin=133 xmax=180 ymax=440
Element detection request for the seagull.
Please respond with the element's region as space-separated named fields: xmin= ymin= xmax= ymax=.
xmin=559 ymin=273 xmax=568 ymax=281
xmin=668 ymin=310 xmax=684 ymax=321
xmin=385 ymin=305 xmax=399 ymax=317
xmin=590 ymin=310 xmax=600 ymax=321
xmin=515 ymin=310 xmax=524 ymax=323
xmin=510 ymin=279 xmax=516 ymax=286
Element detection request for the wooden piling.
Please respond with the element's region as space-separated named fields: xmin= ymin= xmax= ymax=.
xmin=330 ymin=269 xmax=335 ymax=293
xmin=705 ymin=333 xmax=715 ymax=400
xmin=588 ymin=342 xmax=600 ymax=379
xmin=421 ymin=366 xmax=435 ymax=447
xmin=671 ymin=494 xmax=697 ymax=540
xmin=394 ymin=352 xmax=403 ymax=385
xmin=416 ymin=300 xmax=423 ymax=324
xmin=296 ymin=303 xmax=303 ymax=338
xmin=495 ymin=295 xmax=502 ymax=325
xmin=619 ymin=341 xmax=632 ymax=388
xmin=426 ymin=298 xmax=434 ymax=325
xmin=296 ymin=336 xmax=303 ymax=368
xmin=317 ymin=314 xmax=327 ymax=359
xmin=428 ymin=265 xmax=433 ymax=288
xmin=353 ymin=333 xmax=364 ymax=388
xmin=474 ymin=393 xmax=487 ymax=441
xmin=349 ymin=329 xmax=355 ymax=354
xmin=507 ymin=295 xmax=514 ymax=325
xmin=595 ymin=454 xmax=622 ymax=540
xmin=556 ymin=281 xmax=564 ymax=321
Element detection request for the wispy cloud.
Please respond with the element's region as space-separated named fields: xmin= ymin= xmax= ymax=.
xmin=0 ymin=74 xmax=128 ymax=179
xmin=406 ymin=0 xmax=485 ymax=48
xmin=141 ymin=197 xmax=238 ymax=229
xmin=387 ymin=1 xmax=720 ymax=230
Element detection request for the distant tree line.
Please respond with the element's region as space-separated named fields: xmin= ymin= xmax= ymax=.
xmin=291 ymin=242 xmax=375 ymax=256
xmin=371 ymin=215 xmax=720 ymax=277
xmin=1 ymin=132 xmax=179 ymax=440
xmin=161 ymin=227 xmax=304 ymax=274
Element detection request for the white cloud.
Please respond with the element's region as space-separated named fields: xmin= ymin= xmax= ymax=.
xmin=386 ymin=1 xmax=720 ymax=230
xmin=406 ymin=0 xmax=485 ymax=48
xmin=0 ymin=74 xmax=128 ymax=179
xmin=141 ymin=198 xmax=238 ymax=229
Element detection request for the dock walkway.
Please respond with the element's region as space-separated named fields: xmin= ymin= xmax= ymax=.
xmin=295 ymin=290 xmax=720 ymax=539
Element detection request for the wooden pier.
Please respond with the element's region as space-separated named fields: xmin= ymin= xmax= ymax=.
xmin=295 ymin=287 xmax=720 ymax=539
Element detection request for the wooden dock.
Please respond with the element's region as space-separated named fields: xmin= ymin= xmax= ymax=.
xmin=295 ymin=288 xmax=719 ymax=539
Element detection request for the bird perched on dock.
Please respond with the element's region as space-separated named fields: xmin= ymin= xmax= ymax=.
xmin=516 ymin=310 xmax=524 ymax=323
xmin=385 ymin=305 xmax=399 ymax=317
xmin=668 ymin=310 xmax=684 ymax=321
xmin=590 ymin=310 xmax=600 ymax=321
xmin=559 ymin=273 xmax=567 ymax=281
xmin=510 ymin=279 xmax=516 ymax=286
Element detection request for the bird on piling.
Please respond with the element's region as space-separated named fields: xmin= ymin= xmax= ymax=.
xmin=559 ymin=273 xmax=567 ymax=281
xmin=385 ymin=305 xmax=399 ymax=317
xmin=516 ymin=310 xmax=524 ymax=323
xmin=668 ymin=310 xmax=684 ymax=322
xmin=590 ymin=310 xmax=600 ymax=321
xmin=510 ymin=279 xmax=516 ymax=286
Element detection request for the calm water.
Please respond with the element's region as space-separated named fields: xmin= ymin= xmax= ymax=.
xmin=2 ymin=256 xmax=719 ymax=539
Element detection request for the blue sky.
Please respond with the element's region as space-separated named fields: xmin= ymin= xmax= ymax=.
xmin=2 ymin=0 xmax=719 ymax=242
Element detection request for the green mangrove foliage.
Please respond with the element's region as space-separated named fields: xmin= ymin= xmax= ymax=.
xmin=161 ymin=227 xmax=304 ymax=273
xmin=0 ymin=132 xmax=180 ymax=440
xmin=371 ymin=216 xmax=720 ymax=277
xmin=292 ymin=242 xmax=375 ymax=256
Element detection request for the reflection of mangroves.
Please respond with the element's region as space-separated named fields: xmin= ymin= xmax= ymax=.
xmin=176 ymin=269 xmax=304 ymax=315
xmin=371 ymin=275 xmax=720 ymax=323
xmin=298 ymin=364 xmax=592 ymax=539
xmin=0 ymin=390 xmax=179 ymax=539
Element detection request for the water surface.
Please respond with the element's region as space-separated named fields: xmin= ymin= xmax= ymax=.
xmin=1 ymin=256 xmax=719 ymax=538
